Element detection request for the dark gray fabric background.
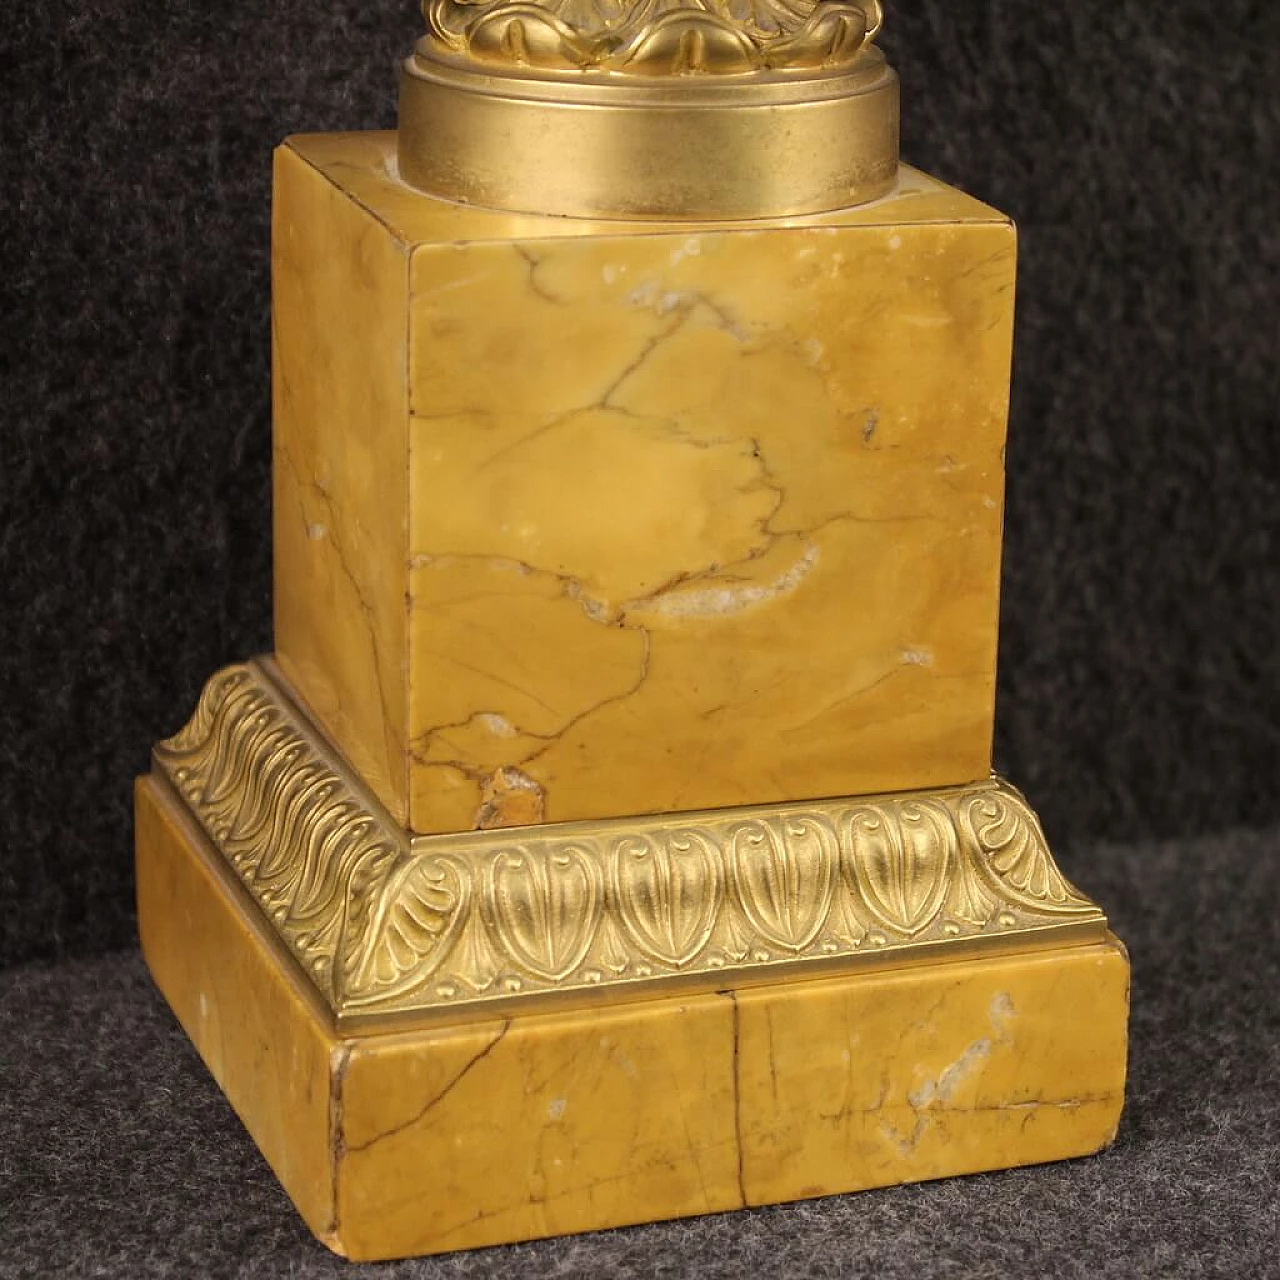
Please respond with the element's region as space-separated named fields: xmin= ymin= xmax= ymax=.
xmin=2 ymin=1 xmax=1278 ymax=1275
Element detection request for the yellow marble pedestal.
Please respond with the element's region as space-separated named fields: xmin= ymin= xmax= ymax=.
xmin=136 ymin=124 xmax=1129 ymax=1259
xmin=137 ymin=659 xmax=1127 ymax=1261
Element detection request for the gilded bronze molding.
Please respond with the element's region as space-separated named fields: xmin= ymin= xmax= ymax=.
xmin=424 ymin=0 xmax=885 ymax=76
xmin=397 ymin=1 xmax=899 ymax=218
xmin=397 ymin=55 xmax=899 ymax=220
xmin=155 ymin=661 xmax=1106 ymax=1031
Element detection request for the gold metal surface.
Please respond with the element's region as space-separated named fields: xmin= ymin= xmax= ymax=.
xmin=396 ymin=1 xmax=900 ymax=218
xmin=426 ymin=0 xmax=885 ymax=75
xmin=154 ymin=660 xmax=1107 ymax=1032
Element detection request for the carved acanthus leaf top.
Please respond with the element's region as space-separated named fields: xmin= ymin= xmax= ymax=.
xmin=423 ymin=0 xmax=884 ymax=76
xmin=155 ymin=661 xmax=1107 ymax=1028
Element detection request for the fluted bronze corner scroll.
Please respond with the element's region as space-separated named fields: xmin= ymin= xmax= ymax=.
xmin=153 ymin=661 xmax=1107 ymax=1032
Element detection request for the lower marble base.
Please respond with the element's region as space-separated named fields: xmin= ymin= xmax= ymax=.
xmin=136 ymin=764 xmax=1129 ymax=1261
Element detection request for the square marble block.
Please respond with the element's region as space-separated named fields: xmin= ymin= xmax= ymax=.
xmin=273 ymin=133 xmax=1017 ymax=834
xmin=137 ymin=775 xmax=1128 ymax=1262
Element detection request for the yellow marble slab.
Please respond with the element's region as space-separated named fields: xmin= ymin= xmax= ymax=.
xmin=274 ymin=132 xmax=1015 ymax=834
xmin=137 ymin=771 xmax=1129 ymax=1262
xmin=271 ymin=139 xmax=410 ymax=817
xmin=135 ymin=774 xmax=337 ymax=1240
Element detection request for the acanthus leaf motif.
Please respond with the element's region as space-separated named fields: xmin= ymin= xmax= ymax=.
xmin=610 ymin=828 xmax=723 ymax=967
xmin=288 ymin=801 xmax=369 ymax=923
xmin=222 ymin=725 xmax=301 ymax=846
xmin=845 ymin=799 xmax=954 ymax=937
xmin=154 ymin=664 xmax=1108 ymax=1022
xmin=340 ymin=853 xmax=471 ymax=1001
xmin=945 ymin=839 xmax=1000 ymax=927
xmin=195 ymin=686 xmax=273 ymax=811
xmin=482 ymin=843 xmax=604 ymax=981
xmin=157 ymin=663 xmax=251 ymax=757
xmin=597 ymin=912 xmax=633 ymax=975
xmin=248 ymin=765 xmax=331 ymax=887
xmin=728 ymin=814 xmax=837 ymax=951
xmin=455 ymin=911 xmax=503 ymax=993
xmin=961 ymin=790 xmax=1094 ymax=915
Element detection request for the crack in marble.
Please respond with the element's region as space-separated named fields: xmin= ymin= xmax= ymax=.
xmin=407 ymin=627 xmax=653 ymax=823
xmin=277 ymin=424 xmax=401 ymax=796
xmin=628 ymin=544 xmax=820 ymax=619
xmin=473 ymin=406 xmax=586 ymax=474
xmin=345 ymin=1021 xmax=511 ymax=1155
xmin=410 ymin=279 xmax=759 ymax=484
xmin=408 ymin=567 xmax=652 ymax=708
xmin=517 ymin=629 xmax=653 ymax=771
xmin=625 ymin=280 xmax=752 ymax=345
xmin=426 ymin=1143 xmax=740 ymax=1247
xmin=879 ymin=1091 xmax=1119 ymax=1156
xmin=409 ymin=646 xmax=561 ymax=720
xmin=883 ymin=991 xmax=1021 ymax=1152
xmin=513 ymin=245 xmax=564 ymax=307
xmin=781 ymin=665 xmax=993 ymax=740
xmin=599 ymin=308 xmax=696 ymax=410
xmin=399 ymin=248 xmax=996 ymax=823
xmin=404 ymin=285 xmax=929 ymax=636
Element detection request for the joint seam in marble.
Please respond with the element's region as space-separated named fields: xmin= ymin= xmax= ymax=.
xmin=725 ymin=990 xmax=749 ymax=1209
xmin=327 ymin=1043 xmax=354 ymax=1240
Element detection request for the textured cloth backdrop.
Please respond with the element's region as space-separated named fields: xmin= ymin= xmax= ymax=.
xmin=2 ymin=1 xmax=1278 ymax=967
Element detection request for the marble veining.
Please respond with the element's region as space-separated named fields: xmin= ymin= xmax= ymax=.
xmin=273 ymin=134 xmax=1015 ymax=835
